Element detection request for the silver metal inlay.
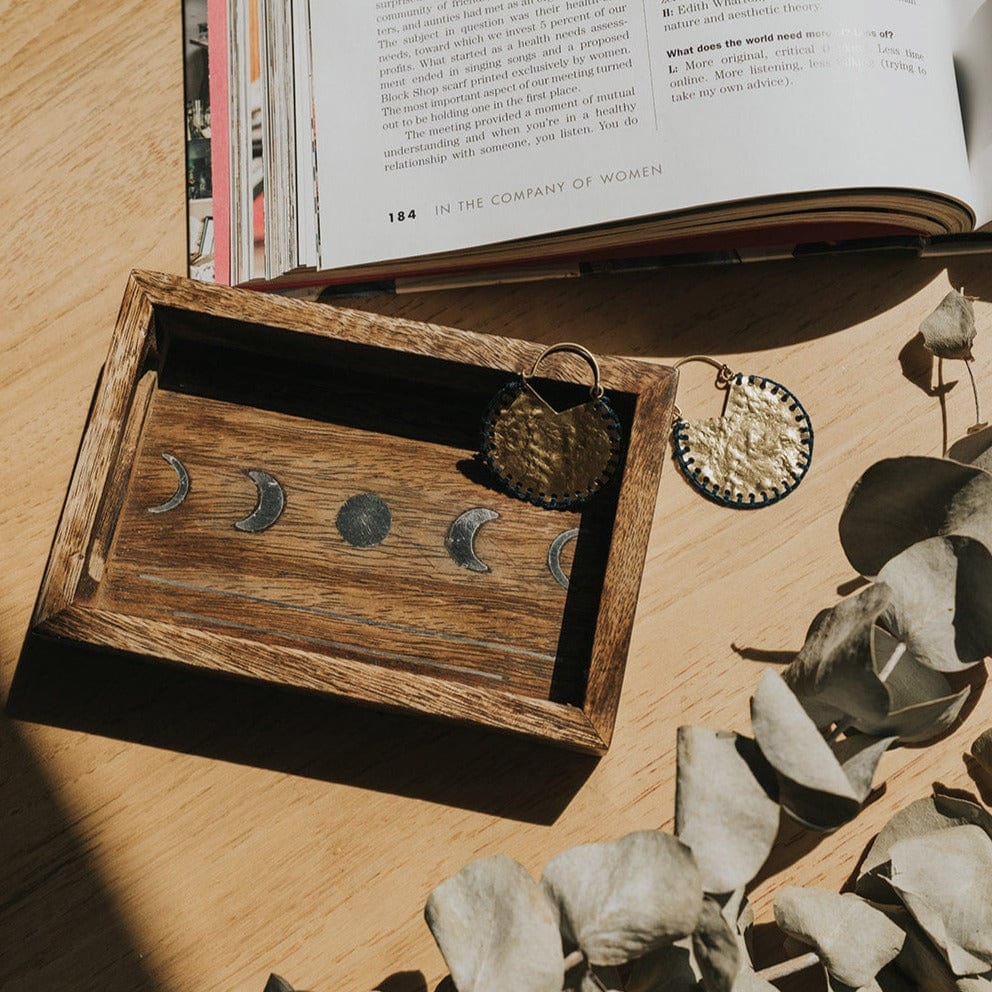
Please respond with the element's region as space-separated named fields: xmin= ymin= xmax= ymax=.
xmin=146 ymin=452 xmax=190 ymax=514
xmin=234 ymin=470 xmax=285 ymax=532
xmin=445 ymin=507 xmax=499 ymax=573
xmin=547 ymin=527 xmax=579 ymax=590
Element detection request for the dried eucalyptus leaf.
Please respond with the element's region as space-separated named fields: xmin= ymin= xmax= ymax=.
xmin=784 ymin=594 xmax=969 ymax=743
xmin=888 ymin=908 xmax=959 ymax=991
xmin=874 ymin=963 xmax=917 ymax=992
xmin=771 ymin=781 xmax=861 ymax=835
xmin=886 ymin=905 xmax=992 ymax=992
xmin=752 ymin=671 xmax=892 ymax=830
xmin=858 ymin=790 xmax=992 ymax=904
xmin=949 ymin=426 xmax=992 ymax=475
xmin=541 ymin=832 xmax=703 ymax=967
xmin=693 ymin=896 xmax=742 ymax=992
xmin=972 ymin=728 xmax=992 ymax=775
xmin=835 ymin=734 xmax=896 ymax=801
xmin=872 ymin=627 xmax=971 ymax=743
xmin=752 ymin=670 xmax=859 ymax=799
xmin=839 ymin=458 xmax=992 ymax=578
xmin=920 ymin=290 xmax=977 ymax=361
xmin=774 ymin=888 xmax=904 ymax=988
xmin=830 ymin=970 xmax=885 ymax=992
xmin=877 ymin=535 xmax=992 ymax=672
xmin=625 ymin=939 xmax=700 ymax=992
xmin=959 ymin=975 xmax=992 ymax=991
xmin=711 ymin=888 xmax=749 ymax=960
xmin=675 ymin=727 xmax=780 ymax=894
xmin=859 ymin=796 xmax=956 ymax=890
xmin=724 ymin=893 xmax=780 ymax=992
xmin=732 ymin=974 xmax=780 ymax=992
xmin=783 ymin=585 xmax=893 ymax=731
xmin=425 ymin=854 xmax=564 ymax=992
xmin=629 ymin=918 xmax=769 ymax=992
xmin=730 ymin=895 xmax=754 ymax=964
xmin=564 ymin=964 xmax=623 ymax=992
xmin=933 ymin=791 xmax=992 ymax=839
xmin=888 ymin=825 xmax=992 ymax=976
xmin=723 ymin=888 xmax=749 ymax=937
xmin=781 ymin=734 xmax=894 ymax=832
xmin=589 ymin=966 xmax=623 ymax=992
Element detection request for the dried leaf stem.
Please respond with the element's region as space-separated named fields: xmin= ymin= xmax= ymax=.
xmin=563 ymin=950 xmax=584 ymax=972
xmin=585 ymin=969 xmax=613 ymax=992
xmin=875 ymin=640 xmax=906 ymax=683
xmin=561 ymin=951 xmax=615 ymax=992
xmin=966 ymin=358 xmax=983 ymax=428
xmin=826 ymin=724 xmax=846 ymax=745
xmin=755 ymin=950 xmax=821 ymax=983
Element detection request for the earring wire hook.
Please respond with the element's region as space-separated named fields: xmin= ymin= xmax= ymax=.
xmin=671 ymin=355 xmax=736 ymax=421
xmin=525 ymin=342 xmax=604 ymax=399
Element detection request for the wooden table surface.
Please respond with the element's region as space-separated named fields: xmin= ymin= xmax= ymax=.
xmin=3 ymin=3 xmax=991 ymax=990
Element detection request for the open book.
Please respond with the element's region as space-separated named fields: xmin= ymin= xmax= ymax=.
xmin=193 ymin=0 xmax=992 ymax=289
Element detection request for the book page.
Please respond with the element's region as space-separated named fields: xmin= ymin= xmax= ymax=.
xmin=310 ymin=0 xmax=973 ymax=268
xmin=954 ymin=0 xmax=992 ymax=227
xmin=292 ymin=0 xmax=319 ymax=267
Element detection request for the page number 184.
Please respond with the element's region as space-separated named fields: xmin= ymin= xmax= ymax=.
xmin=388 ymin=209 xmax=416 ymax=222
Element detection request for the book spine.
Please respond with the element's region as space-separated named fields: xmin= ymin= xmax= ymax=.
xmin=920 ymin=233 xmax=992 ymax=256
xmin=208 ymin=0 xmax=231 ymax=285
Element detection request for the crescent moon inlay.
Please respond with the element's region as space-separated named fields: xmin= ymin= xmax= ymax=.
xmin=548 ymin=527 xmax=579 ymax=590
xmin=446 ymin=507 xmax=499 ymax=573
xmin=146 ymin=452 xmax=190 ymax=514
xmin=234 ymin=470 xmax=285 ymax=532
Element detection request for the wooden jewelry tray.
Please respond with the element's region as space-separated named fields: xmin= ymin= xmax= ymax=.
xmin=29 ymin=272 xmax=677 ymax=754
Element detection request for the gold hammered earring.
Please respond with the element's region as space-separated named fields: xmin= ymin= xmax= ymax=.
xmin=480 ymin=343 xmax=623 ymax=509
xmin=671 ymin=356 xmax=813 ymax=508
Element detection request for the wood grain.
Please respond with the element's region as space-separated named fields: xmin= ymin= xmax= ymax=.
xmin=31 ymin=276 xmax=157 ymax=624
xmin=102 ymin=391 xmax=583 ymax=693
xmin=3 ymin=4 xmax=992 ymax=989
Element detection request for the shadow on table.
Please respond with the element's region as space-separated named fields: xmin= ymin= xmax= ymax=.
xmin=370 ymin=970 xmax=428 ymax=992
xmin=948 ymin=255 xmax=992 ymax=305
xmin=9 ymin=635 xmax=596 ymax=825
xmin=747 ymin=811 xmax=832 ymax=894
xmin=0 ymin=713 xmax=160 ymax=992
xmin=333 ymin=253 xmax=992 ymax=358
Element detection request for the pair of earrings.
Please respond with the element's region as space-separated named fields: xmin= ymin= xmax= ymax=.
xmin=478 ymin=345 xmax=813 ymax=510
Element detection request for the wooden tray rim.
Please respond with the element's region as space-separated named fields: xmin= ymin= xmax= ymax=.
xmin=30 ymin=270 xmax=678 ymax=754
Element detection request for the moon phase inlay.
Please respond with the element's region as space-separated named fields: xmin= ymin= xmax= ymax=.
xmin=235 ymin=470 xmax=286 ymax=532
xmin=548 ymin=527 xmax=579 ymax=589
xmin=146 ymin=452 xmax=190 ymax=514
xmin=336 ymin=493 xmax=392 ymax=547
xmin=446 ymin=507 xmax=499 ymax=573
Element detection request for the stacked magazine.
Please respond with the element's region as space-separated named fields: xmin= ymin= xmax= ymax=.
xmin=188 ymin=0 xmax=992 ymax=290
